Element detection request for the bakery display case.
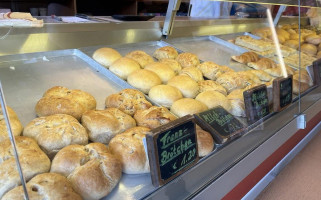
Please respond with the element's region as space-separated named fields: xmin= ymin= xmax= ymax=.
xmin=1 ymin=1 xmax=321 ymax=200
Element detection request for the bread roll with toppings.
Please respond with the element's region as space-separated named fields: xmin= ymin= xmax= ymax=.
xmin=0 ymin=106 xmax=23 ymax=143
xmin=176 ymin=52 xmax=200 ymax=68
xmin=159 ymin=58 xmax=182 ymax=74
xmin=198 ymin=80 xmax=227 ymax=96
xmin=125 ymin=50 xmax=154 ymax=68
xmin=179 ymin=67 xmax=204 ymax=82
xmin=153 ymin=46 xmax=178 ymax=60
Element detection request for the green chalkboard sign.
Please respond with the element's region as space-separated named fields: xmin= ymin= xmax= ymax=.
xmin=244 ymin=84 xmax=270 ymax=124
xmin=273 ymin=75 xmax=293 ymax=112
xmin=194 ymin=106 xmax=245 ymax=144
xmin=146 ymin=115 xmax=199 ymax=187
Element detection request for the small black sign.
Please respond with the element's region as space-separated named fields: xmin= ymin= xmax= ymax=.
xmin=312 ymin=59 xmax=321 ymax=85
xmin=194 ymin=106 xmax=245 ymax=143
xmin=273 ymin=76 xmax=293 ymax=112
xmin=244 ymin=84 xmax=270 ymax=124
xmin=146 ymin=115 xmax=199 ymax=187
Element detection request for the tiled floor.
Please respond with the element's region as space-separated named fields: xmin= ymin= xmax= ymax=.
xmin=256 ymin=131 xmax=321 ymax=200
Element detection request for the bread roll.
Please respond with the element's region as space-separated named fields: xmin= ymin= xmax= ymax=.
xmin=317 ymin=51 xmax=321 ymax=59
xmin=105 ymin=89 xmax=152 ymax=116
xmin=289 ymin=33 xmax=304 ymax=42
xmin=305 ymin=34 xmax=321 ymax=45
xmin=109 ymin=127 xmax=150 ymax=174
xmin=23 ymin=114 xmax=88 ymax=158
xmin=0 ymin=136 xmax=50 ymax=199
xmin=125 ymin=50 xmax=154 ymax=68
xmin=153 ymin=46 xmax=178 ymax=60
xmin=248 ymin=70 xmax=272 ymax=82
xmin=196 ymin=126 xmax=214 ymax=157
xmin=176 ymin=52 xmax=200 ymax=68
xmin=277 ymin=34 xmax=286 ymax=44
xmin=35 ymin=86 xmax=97 ymax=120
xmin=81 ymin=108 xmax=136 ymax=144
xmin=145 ymin=62 xmax=176 ymax=83
xmin=179 ymin=67 xmax=204 ymax=82
xmin=227 ymin=89 xmax=246 ymax=117
xmin=159 ymin=58 xmax=182 ymax=74
xmin=92 ymin=47 xmax=122 ymax=68
xmin=276 ymin=28 xmax=290 ymax=40
xmin=0 ymin=106 xmax=23 ymax=143
xmin=134 ymin=106 xmax=177 ymax=129
xmin=238 ymin=71 xmax=261 ymax=84
xmin=283 ymin=40 xmax=299 ymax=49
xmin=247 ymin=58 xmax=277 ymax=70
xmin=301 ymin=43 xmax=317 ymax=55
xmin=109 ymin=57 xmax=140 ymax=80
xmin=293 ymin=79 xmax=310 ymax=94
xmin=198 ymin=80 xmax=227 ymax=96
xmin=216 ymin=72 xmax=252 ymax=93
xmin=167 ymin=75 xmax=199 ymax=98
xmin=2 ymin=173 xmax=82 ymax=200
xmin=195 ymin=91 xmax=231 ymax=111
xmin=127 ymin=69 xmax=162 ymax=94
xmin=170 ymin=98 xmax=208 ymax=117
xmin=231 ymin=52 xmax=260 ymax=64
xmin=318 ymin=43 xmax=321 ymax=51
xmin=293 ymin=73 xmax=313 ymax=86
xmin=196 ymin=61 xmax=224 ymax=80
xmin=51 ymin=143 xmax=122 ymax=200
xmin=148 ymin=84 xmax=183 ymax=107
xmin=264 ymin=66 xmax=295 ymax=77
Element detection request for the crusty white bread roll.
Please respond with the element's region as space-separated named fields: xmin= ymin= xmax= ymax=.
xmin=145 ymin=62 xmax=176 ymax=83
xmin=0 ymin=136 xmax=50 ymax=199
xmin=109 ymin=57 xmax=140 ymax=80
xmin=195 ymin=91 xmax=231 ymax=111
xmin=197 ymin=61 xmax=231 ymax=80
xmin=179 ymin=67 xmax=204 ymax=82
xmin=227 ymin=89 xmax=246 ymax=117
xmin=109 ymin=126 xmax=150 ymax=174
xmin=196 ymin=126 xmax=214 ymax=157
xmin=81 ymin=108 xmax=136 ymax=144
xmin=170 ymin=98 xmax=208 ymax=117
xmin=198 ymin=80 xmax=227 ymax=96
xmin=159 ymin=58 xmax=182 ymax=74
xmin=51 ymin=143 xmax=122 ymax=200
xmin=148 ymin=84 xmax=183 ymax=108
xmin=125 ymin=50 xmax=154 ymax=68
xmin=92 ymin=47 xmax=122 ymax=68
xmin=153 ymin=46 xmax=178 ymax=60
xmin=127 ymin=69 xmax=162 ymax=94
xmin=2 ymin=173 xmax=82 ymax=200
xmin=167 ymin=75 xmax=199 ymax=98
xmin=176 ymin=52 xmax=200 ymax=68
xmin=0 ymin=106 xmax=23 ymax=143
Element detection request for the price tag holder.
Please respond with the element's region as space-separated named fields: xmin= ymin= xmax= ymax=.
xmin=244 ymin=84 xmax=270 ymax=124
xmin=194 ymin=106 xmax=245 ymax=144
xmin=312 ymin=59 xmax=321 ymax=85
xmin=146 ymin=115 xmax=199 ymax=187
xmin=273 ymin=75 xmax=293 ymax=112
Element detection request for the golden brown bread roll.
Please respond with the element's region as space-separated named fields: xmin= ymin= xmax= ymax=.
xmin=125 ymin=50 xmax=154 ymax=68
xmin=176 ymin=52 xmax=200 ymax=68
xmin=247 ymin=58 xmax=277 ymax=70
xmin=305 ymin=34 xmax=321 ymax=45
xmin=251 ymin=27 xmax=271 ymax=38
xmin=301 ymin=43 xmax=318 ymax=55
xmin=0 ymin=106 xmax=23 ymax=143
xmin=196 ymin=126 xmax=214 ymax=157
xmin=238 ymin=71 xmax=261 ymax=84
xmin=317 ymin=51 xmax=321 ymax=59
xmin=277 ymin=34 xmax=286 ymax=44
xmin=283 ymin=40 xmax=299 ymax=50
xmin=197 ymin=61 xmax=232 ymax=80
xmin=264 ymin=65 xmax=295 ymax=77
xmin=198 ymin=80 xmax=227 ymax=96
xmin=2 ymin=173 xmax=82 ymax=200
xmin=227 ymin=89 xmax=246 ymax=117
xmin=92 ymin=47 xmax=122 ymax=68
xmin=276 ymin=28 xmax=290 ymax=40
xmin=216 ymin=72 xmax=253 ymax=93
xmin=231 ymin=52 xmax=260 ymax=64
xmin=293 ymin=72 xmax=313 ymax=86
xmin=127 ymin=69 xmax=162 ymax=94
xmin=148 ymin=84 xmax=183 ymax=108
xmin=293 ymin=79 xmax=310 ymax=95
xmin=170 ymin=98 xmax=208 ymax=117
xmin=153 ymin=46 xmax=178 ymax=60
xmin=109 ymin=57 xmax=140 ymax=80
xmin=248 ymin=70 xmax=272 ymax=82
xmin=159 ymin=58 xmax=182 ymax=74
xmin=145 ymin=62 xmax=176 ymax=83
xmin=289 ymin=33 xmax=304 ymax=42
xmin=179 ymin=67 xmax=204 ymax=82
xmin=195 ymin=91 xmax=231 ymax=111
xmin=167 ymin=75 xmax=199 ymax=98
xmin=318 ymin=43 xmax=321 ymax=51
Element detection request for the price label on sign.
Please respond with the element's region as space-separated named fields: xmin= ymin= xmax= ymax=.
xmin=146 ymin=115 xmax=199 ymax=187
xmin=273 ymin=75 xmax=293 ymax=112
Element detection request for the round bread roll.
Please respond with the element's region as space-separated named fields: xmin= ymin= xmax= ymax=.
xmin=109 ymin=126 xmax=150 ymax=174
xmin=109 ymin=57 xmax=140 ymax=80
xmin=159 ymin=58 xmax=182 ymax=74
xmin=216 ymin=72 xmax=251 ymax=93
xmin=92 ymin=47 xmax=122 ymax=68
xmin=51 ymin=143 xmax=122 ymax=200
xmin=176 ymin=52 xmax=200 ymax=68
xmin=145 ymin=62 xmax=176 ymax=83
xmin=196 ymin=61 xmax=224 ymax=80
xmin=238 ymin=71 xmax=261 ymax=84
xmin=293 ymin=72 xmax=313 ymax=86
xmin=283 ymin=40 xmax=299 ymax=49
xmin=0 ymin=106 xmax=23 ymax=143
xmin=153 ymin=46 xmax=178 ymax=60
xmin=317 ymin=51 xmax=321 ymax=59
xmin=23 ymin=114 xmax=88 ymax=158
xmin=196 ymin=126 xmax=214 ymax=157
xmin=125 ymin=50 xmax=154 ymax=68
xmin=2 ymin=173 xmax=82 ymax=200
xmin=127 ymin=69 xmax=162 ymax=94
xmin=289 ymin=33 xmax=304 ymax=42
xmin=277 ymin=34 xmax=286 ymax=44
xmin=81 ymin=108 xmax=136 ymax=144
xmin=227 ymin=89 xmax=246 ymax=117
xmin=293 ymin=79 xmax=310 ymax=95
xmin=148 ymin=84 xmax=183 ymax=107
xmin=305 ymin=34 xmax=321 ymax=45
xmin=195 ymin=91 xmax=231 ymax=111
xmin=134 ymin=106 xmax=177 ymax=129
xmin=105 ymin=89 xmax=152 ymax=116
xmin=170 ymin=98 xmax=208 ymax=117
xmin=276 ymin=28 xmax=290 ymax=40
xmin=198 ymin=80 xmax=227 ymax=96
xmin=0 ymin=136 xmax=50 ymax=199
xmin=35 ymin=86 xmax=97 ymax=120
xmin=179 ymin=67 xmax=204 ymax=82
xmin=301 ymin=43 xmax=317 ymax=55
xmin=167 ymin=75 xmax=199 ymax=98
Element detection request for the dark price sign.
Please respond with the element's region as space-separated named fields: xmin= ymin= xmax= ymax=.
xmin=273 ymin=75 xmax=293 ymax=112
xmin=146 ymin=115 xmax=199 ymax=187
xmin=312 ymin=59 xmax=321 ymax=85
xmin=244 ymin=84 xmax=270 ymax=124
xmin=194 ymin=106 xmax=245 ymax=144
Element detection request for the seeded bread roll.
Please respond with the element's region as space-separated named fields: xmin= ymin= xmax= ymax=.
xmin=170 ymin=98 xmax=208 ymax=117
xmin=145 ymin=62 xmax=176 ymax=83
xmin=196 ymin=61 xmax=223 ymax=80
xmin=92 ymin=47 xmax=122 ymax=68
xmin=159 ymin=58 xmax=182 ymax=74
xmin=167 ymin=75 xmax=199 ymax=98
xmin=216 ymin=72 xmax=252 ymax=93
xmin=109 ymin=127 xmax=151 ymax=174
xmin=176 ymin=52 xmax=200 ymax=68
xmin=148 ymin=84 xmax=183 ymax=108
xmin=179 ymin=67 xmax=204 ymax=82
xmin=198 ymin=80 xmax=227 ymax=96
xmin=127 ymin=69 xmax=162 ymax=94
xmin=196 ymin=126 xmax=214 ymax=157
xmin=153 ymin=46 xmax=178 ymax=60
xmin=125 ymin=50 xmax=154 ymax=68
xmin=2 ymin=173 xmax=82 ymax=200
xmin=0 ymin=106 xmax=23 ymax=143
xmin=109 ymin=57 xmax=140 ymax=80
xmin=23 ymin=114 xmax=88 ymax=158
xmin=195 ymin=91 xmax=231 ymax=111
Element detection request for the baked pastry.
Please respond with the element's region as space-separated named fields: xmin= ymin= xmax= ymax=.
xmin=289 ymin=33 xmax=304 ymax=42
xmin=283 ymin=40 xmax=299 ymax=49
xmin=0 ymin=106 xmax=23 ymax=143
xmin=231 ymin=52 xmax=260 ymax=64
xmin=2 ymin=173 xmax=82 ymax=200
xmin=251 ymin=27 xmax=272 ymax=38
xmin=279 ymin=44 xmax=297 ymax=57
xmin=305 ymin=34 xmax=321 ymax=45
xmin=317 ymin=51 xmax=321 ymax=59
xmin=293 ymin=71 xmax=313 ymax=86
xmin=109 ymin=57 xmax=140 ymax=80
xmin=127 ymin=69 xmax=162 ymax=94
xmin=125 ymin=50 xmax=154 ymax=68
xmin=195 ymin=91 xmax=231 ymax=111
xmin=105 ymin=89 xmax=152 ymax=116
xmin=145 ymin=62 xmax=176 ymax=83
xmin=23 ymin=114 xmax=88 ymax=158
xmin=170 ymin=98 xmax=208 ymax=117
xmin=196 ymin=61 xmax=224 ymax=80
xmin=179 ymin=67 xmax=204 ymax=82
xmin=35 ymin=86 xmax=97 ymax=120
xmin=283 ymin=53 xmax=315 ymax=69
xmin=293 ymin=79 xmax=310 ymax=94
xmin=235 ymin=35 xmax=273 ymax=52
xmin=238 ymin=71 xmax=261 ymax=84
xmin=92 ymin=47 xmax=122 ymax=68
xmin=248 ymin=70 xmax=272 ymax=82
xmin=176 ymin=52 xmax=200 ymax=68
xmin=51 ymin=143 xmax=122 ymax=200
xmin=227 ymin=89 xmax=246 ymax=117
xmin=198 ymin=80 xmax=227 ymax=96
xmin=0 ymin=136 xmax=50 ymax=199
xmin=246 ymin=48 xmax=275 ymax=58
xmin=247 ymin=58 xmax=277 ymax=70
xmin=153 ymin=46 xmax=178 ymax=60
xmin=148 ymin=84 xmax=183 ymax=108
xmin=219 ymin=65 xmax=235 ymax=73
xmin=109 ymin=127 xmax=150 ymax=174
xmin=159 ymin=58 xmax=182 ymax=74
xmin=276 ymin=28 xmax=290 ymax=40
xmin=196 ymin=126 xmax=214 ymax=157
xmin=167 ymin=75 xmax=199 ymax=98
xmin=301 ymin=43 xmax=317 ymax=55
xmin=216 ymin=72 xmax=252 ymax=93
xmin=81 ymin=108 xmax=136 ymax=144
xmin=264 ymin=65 xmax=295 ymax=77
xmin=134 ymin=106 xmax=177 ymax=129
xmin=318 ymin=43 xmax=321 ymax=51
